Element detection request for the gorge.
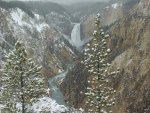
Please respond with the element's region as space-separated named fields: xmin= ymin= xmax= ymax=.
xmin=0 ymin=0 xmax=150 ymax=113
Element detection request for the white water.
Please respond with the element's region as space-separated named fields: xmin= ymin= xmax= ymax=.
xmin=71 ymin=23 xmax=82 ymax=48
xmin=70 ymin=23 xmax=92 ymax=51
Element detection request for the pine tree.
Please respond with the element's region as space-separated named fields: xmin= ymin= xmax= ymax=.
xmin=66 ymin=67 xmax=74 ymax=113
xmin=82 ymin=14 xmax=119 ymax=113
xmin=1 ymin=42 xmax=45 ymax=113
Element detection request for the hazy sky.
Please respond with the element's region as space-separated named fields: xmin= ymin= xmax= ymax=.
xmin=5 ymin=0 xmax=109 ymax=4
xmin=44 ymin=0 xmax=109 ymax=4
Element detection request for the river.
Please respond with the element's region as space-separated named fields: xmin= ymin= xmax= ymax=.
xmin=48 ymin=23 xmax=89 ymax=106
xmin=49 ymin=71 xmax=67 ymax=105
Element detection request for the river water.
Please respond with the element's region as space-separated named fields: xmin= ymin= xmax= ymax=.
xmin=48 ymin=23 xmax=89 ymax=106
xmin=49 ymin=71 xmax=67 ymax=105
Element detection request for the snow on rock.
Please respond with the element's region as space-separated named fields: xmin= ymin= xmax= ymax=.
xmin=58 ymin=69 xmax=63 ymax=73
xmin=10 ymin=8 xmax=28 ymax=27
xmin=34 ymin=13 xmax=40 ymax=20
xmin=35 ymin=23 xmax=49 ymax=32
xmin=0 ymin=97 xmax=68 ymax=113
xmin=105 ymin=6 xmax=110 ymax=9
xmin=112 ymin=3 xmax=118 ymax=9
xmin=28 ymin=97 xmax=68 ymax=113
xmin=111 ymin=3 xmax=122 ymax=9
xmin=0 ymin=104 xmax=5 ymax=113
xmin=10 ymin=8 xmax=49 ymax=32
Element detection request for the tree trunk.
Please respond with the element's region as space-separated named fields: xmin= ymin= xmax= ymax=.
xmin=21 ymin=95 xmax=25 ymax=113
xmin=21 ymin=74 xmax=25 ymax=113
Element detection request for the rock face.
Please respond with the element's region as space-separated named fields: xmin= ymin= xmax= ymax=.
xmin=101 ymin=2 xmax=123 ymax=26
xmin=81 ymin=15 xmax=95 ymax=39
xmin=108 ymin=0 xmax=150 ymax=112
xmin=61 ymin=0 xmax=150 ymax=112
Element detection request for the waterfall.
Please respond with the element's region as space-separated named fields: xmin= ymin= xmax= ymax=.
xmin=70 ymin=23 xmax=92 ymax=51
xmin=71 ymin=23 xmax=82 ymax=48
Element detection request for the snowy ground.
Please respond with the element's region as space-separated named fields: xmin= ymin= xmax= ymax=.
xmin=111 ymin=3 xmax=122 ymax=9
xmin=28 ymin=97 xmax=68 ymax=113
xmin=0 ymin=104 xmax=5 ymax=113
xmin=0 ymin=97 xmax=68 ymax=113
xmin=0 ymin=97 xmax=85 ymax=113
xmin=10 ymin=8 xmax=50 ymax=32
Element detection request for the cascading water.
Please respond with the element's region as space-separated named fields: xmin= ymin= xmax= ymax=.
xmin=71 ymin=23 xmax=82 ymax=48
xmin=70 ymin=23 xmax=92 ymax=51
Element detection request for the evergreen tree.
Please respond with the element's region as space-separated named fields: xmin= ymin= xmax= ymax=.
xmin=82 ymin=14 xmax=119 ymax=113
xmin=65 ymin=66 xmax=74 ymax=113
xmin=1 ymin=42 xmax=45 ymax=113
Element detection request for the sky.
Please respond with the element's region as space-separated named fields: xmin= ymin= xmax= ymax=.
xmin=4 ymin=0 xmax=109 ymax=5
xmin=44 ymin=0 xmax=109 ymax=4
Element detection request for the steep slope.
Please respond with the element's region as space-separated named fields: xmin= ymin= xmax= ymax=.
xmin=0 ymin=0 xmax=34 ymax=17
xmin=81 ymin=15 xmax=95 ymax=39
xmin=0 ymin=5 xmax=76 ymax=79
xmin=61 ymin=0 xmax=150 ymax=112
xmin=80 ymin=1 xmax=123 ymax=39
xmin=25 ymin=1 xmax=72 ymax=36
xmin=107 ymin=0 xmax=150 ymax=112
xmin=101 ymin=2 xmax=123 ymax=26
xmin=81 ymin=0 xmax=147 ymax=39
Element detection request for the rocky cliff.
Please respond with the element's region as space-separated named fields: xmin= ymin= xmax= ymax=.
xmin=61 ymin=0 xmax=150 ymax=112
xmin=108 ymin=0 xmax=150 ymax=112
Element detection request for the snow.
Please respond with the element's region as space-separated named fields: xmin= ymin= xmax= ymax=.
xmin=28 ymin=97 xmax=68 ymax=113
xmin=58 ymin=69 xmax=63 ymax=73
xmin=105 ymin=6 xmax=109 ymax=9
xmin=10 ymin=8 xmax=49 ymax=32
xmin=111 ymin=3 xmax=122 ymax=9
xmin=105 ymin=3 xmax=122 ymax=9
xmin=0 ymin=97 xmax=68 ymax=113
xmin=10 ymin=8 xmax=24 ymax=26
xmin=34 ymin=14 xmax=40 ymax=20
xmin=35 ymin=23 xmax=49 ymax=32
xmin=0 ymin=104 xmax=5 ymax=113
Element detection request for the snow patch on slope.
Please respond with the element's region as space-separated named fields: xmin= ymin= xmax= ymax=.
xmin=28 ymin=97 xmax=68 ymax=113
xmin=10 ymin=8 xmax=49 ymax=32
xmin=11 ymin=8 xmax=23 ymax=25
xmin=0 ymin=97 xmax=68 ymax=113
xmin=111 ymin=3 xmax=122 ymax=9
xmin=0 ymin=104 xmax=5 ymax=113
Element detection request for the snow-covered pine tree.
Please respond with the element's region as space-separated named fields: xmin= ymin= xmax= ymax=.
xmin=82 ymin=14 xmax=119 ymax=113
xmin=1 ymin=42 xmax=45 ymax=113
